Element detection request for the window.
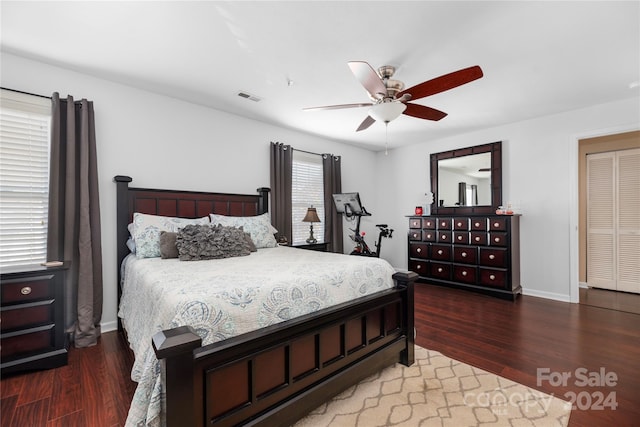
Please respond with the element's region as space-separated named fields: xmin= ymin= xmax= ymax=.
xmin=0 ymin=89 xmax=51 ymax=268
xmin=292 ymin=150 xmax=325 ymax=245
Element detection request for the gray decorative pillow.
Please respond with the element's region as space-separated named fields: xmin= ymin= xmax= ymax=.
xmin=176 ymin=224 xmax=252 ymax=261
xmin=159 ymin=231 xmax=179 ymax=259
xmin=244 ymin=232 xmax=257 ymax=252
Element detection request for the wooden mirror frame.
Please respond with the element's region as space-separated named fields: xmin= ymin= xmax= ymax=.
xmin=430 ymin=141 xmax=502 ymax=215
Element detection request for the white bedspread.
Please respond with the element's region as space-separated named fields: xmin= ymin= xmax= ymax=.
xmin=119 ymin=246 xmax=396 ymax=426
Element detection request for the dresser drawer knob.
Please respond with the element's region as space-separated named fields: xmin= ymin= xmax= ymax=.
xmin=413 ymin=233 xmax=418 ymax=238
xmin=490 ymin=274 xmax=496 ymax=280
xmin=441 ymin=222 xmax=446 ymax=227
xmin=457 ymin=235 xmax=463 ymax=240
xmin=475 ymin=222 xmax=480 ymax=227
xmin=417 ymin=247 xmax=422 ymax=253
xmin=437 ymin=250 xmax=443 ymax=255
xmin=475 ymin=237 xmax=481 ymax=242
xmin=494 ymin=222 xmax=499 ymax=228
xmin=457 ymin=222 xmax=463 ymax=227
xmin=437 ymin=268 xmax=443 ymax=273
xmin=441 ymin=235 xmax=447 ymax=240
xmin=462 ymin=271 xmax=467 ymax=276
xmin=494 ymin=237 xmax=501 ymax=243
xmin=417 ymin=265 xmax=421 ymax=269
xmin=489 ymin=254 xmax=495 ymax=260
xmin=462 ymin=252 xmax=467 ymax=257
xmin=427 ymin=234 xmax=432 ymax=238
xmin=21 ymin=286 xmax=32 ymax=295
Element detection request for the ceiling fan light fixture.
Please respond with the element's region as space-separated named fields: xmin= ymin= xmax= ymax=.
xmin=369 ymin=101 xmax=406 ymax=123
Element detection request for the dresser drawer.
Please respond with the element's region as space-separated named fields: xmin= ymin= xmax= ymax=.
xmin=470 ymin=232 xmax=487 ymax=245
xmin=453 ymin=231 xmax=469 ymax=244
xmin=1 ymin=326 xmax=56 ymax=359
xmin=453 ymin=246 xmax=477 ymax=264
xmin=454 ymin=265 xmax=477 ymax=284
xmin=430 ymin=262 xmax=451 ymax=280
xmin=409 ymin=243 xmax=428 ymax=259
xmin=409 ymin=260 xmax=428 ymax=276
xmin=409 ymin=218 xmax=421 ymax=229
xmin=1 ymin=275 xmax=54 ymax=305
xmin=409 ymin=230 xmax=422 ymax=241
xmin=1 ymin=301 xmax=54 ymax=331
xmin=453 ymin=218 xmax=469 ymax=230
xmin=471 ymin=218 xmax=487 ymax=231
xmin=479 ymin=268 xmax=507 ymax=288
xmin=431 ymin=244 xmax=451 ymax=261
xmin=422 ymin=218 xmax=436 ymax=229
xmin=436 ymin=218 xmax=451 ymax=230
xmin=437 ymin=231 xmax=452 ymax=243
xmin=422 ymin=230 xmax=436 ymax=242
xmin=489 ymin=217 xmax=508 ymax=231
xmin=489 ymin=232 xmax=508 ymax=247
xmin=479 ymin=248 xmax=507 ymax=267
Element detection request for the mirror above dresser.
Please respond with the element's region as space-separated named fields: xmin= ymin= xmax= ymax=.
xmin=430 ymin=141 xmax=502 ymax=215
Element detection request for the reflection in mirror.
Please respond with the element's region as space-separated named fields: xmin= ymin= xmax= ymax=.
xmin=438 ymin=153 xmax=491 ymax=207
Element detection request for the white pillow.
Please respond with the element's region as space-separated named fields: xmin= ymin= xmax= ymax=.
xmin=132 ymin=213 xmax=210 ymax=258
xmin=209 ymin=212 xmax=278 ymax=248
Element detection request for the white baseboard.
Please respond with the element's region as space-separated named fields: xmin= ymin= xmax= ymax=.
xmin=101 ymin=320 xmax=118 ymax=333
xmin=522 ymin=288 xmax=573 ymax=303
xmin=579 ymin=282 xmax=589 ymax=289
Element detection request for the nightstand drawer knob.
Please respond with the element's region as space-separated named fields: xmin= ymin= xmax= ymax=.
xmin=21 ymin=286 xmax=32 ymax=295
xmin=462 ymin=271 xmax=467 ymax=276
xmin=489 ymin=254 xmax=495 ymax=260
xmin=417 ymin=265 xmax=421 ymax=269
xmin=437 ymin=268 xmax=443 ymax=273
xmin=490 ymin=274 xmax=496 ymax=280
xmin=417 ymin=247 xmax=422 ymax=253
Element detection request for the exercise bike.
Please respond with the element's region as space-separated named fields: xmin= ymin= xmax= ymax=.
xmin=332 ymin=193 xmax=393 ymax=258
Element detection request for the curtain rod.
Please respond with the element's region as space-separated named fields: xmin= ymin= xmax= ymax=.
xmin=0 ymin=87 xmax=51 ymax=100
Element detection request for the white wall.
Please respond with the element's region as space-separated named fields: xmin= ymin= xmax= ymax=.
xmin=374 ymin=97 xmax=640 ymax=302
xmin=1 ymin=52 xmax=380 ymax=332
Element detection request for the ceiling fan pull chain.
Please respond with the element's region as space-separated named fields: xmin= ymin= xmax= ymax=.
xmin=385 ymin=122 xmax=389 ymax=155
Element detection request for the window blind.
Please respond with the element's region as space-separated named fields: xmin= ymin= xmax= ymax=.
xmin=0 ymin=89 xmax=51 ymax=268
xmin=292 ymin=150 xmax=325 ymax=245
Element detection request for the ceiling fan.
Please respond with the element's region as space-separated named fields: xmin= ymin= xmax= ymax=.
xmin=304 ymin=61 xmax=483 ymax=131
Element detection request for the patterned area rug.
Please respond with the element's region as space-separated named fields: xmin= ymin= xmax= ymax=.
xmin=294 ymin=346 xmax=571 ymax=426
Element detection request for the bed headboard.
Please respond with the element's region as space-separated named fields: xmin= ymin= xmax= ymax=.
xmin=113 ymin=175 xmax=270 ymax=323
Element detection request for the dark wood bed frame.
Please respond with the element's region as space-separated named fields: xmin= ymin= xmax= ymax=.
xmin=114 ymin=175 xmax=417 ymax=427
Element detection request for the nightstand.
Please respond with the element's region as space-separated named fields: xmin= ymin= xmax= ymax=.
xmin=292 ymin=242 xmax=329 ymax=252
xmin=1 ymin=263 xmax=69 ymax=376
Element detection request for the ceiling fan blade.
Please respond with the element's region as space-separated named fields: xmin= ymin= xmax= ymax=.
xmin=348 ymin=61 xmax=388 ymax=100
xmin=403 ymin=103 xmax=448 ymax=121
xmin=303 ymin=102 xmax=372 ymax=112
xmin=356 ymin=115 xmax=376 ymax=132
xmin=397 ymin=65 xmax=483 ymax=101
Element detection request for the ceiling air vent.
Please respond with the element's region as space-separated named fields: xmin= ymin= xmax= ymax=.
xmin=237 ymin=91 xmax=262 ymax=102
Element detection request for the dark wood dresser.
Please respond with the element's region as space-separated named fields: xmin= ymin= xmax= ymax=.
xmin=408 ymin=215 xmax=521 ymax=300
xmin=1 ymin=264 xmax=68 ymax=375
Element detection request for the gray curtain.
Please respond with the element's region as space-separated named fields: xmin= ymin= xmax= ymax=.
xmin=270 ymin=142 xmax=292 ymax=244
xmin=323 ymin=154 xmax=343 ymax=253
xmin=458 ymin=182 xmax=467 ymax=206
xmin=48 ymin=93 xmax=103 ymax=348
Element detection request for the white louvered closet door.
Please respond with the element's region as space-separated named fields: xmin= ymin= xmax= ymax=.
xmin=586 ymin=148 xmax=640 ymax=293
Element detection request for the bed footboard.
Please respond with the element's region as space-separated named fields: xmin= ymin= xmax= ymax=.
xmin=152 ymin=270 xmax=417 ymax=427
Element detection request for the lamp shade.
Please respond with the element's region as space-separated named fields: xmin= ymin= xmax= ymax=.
xmin=369 ymin=101 xmax=407 ymax=123
xmin=302 ymin=207 xmax=321 ymax=223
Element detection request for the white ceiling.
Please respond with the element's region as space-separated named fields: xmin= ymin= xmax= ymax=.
xmin=1 ymin=1 xmax=639 ymax=151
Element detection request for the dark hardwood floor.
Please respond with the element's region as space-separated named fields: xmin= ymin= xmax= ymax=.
xmin=2 ymin=284 xmax=639 ymax=426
